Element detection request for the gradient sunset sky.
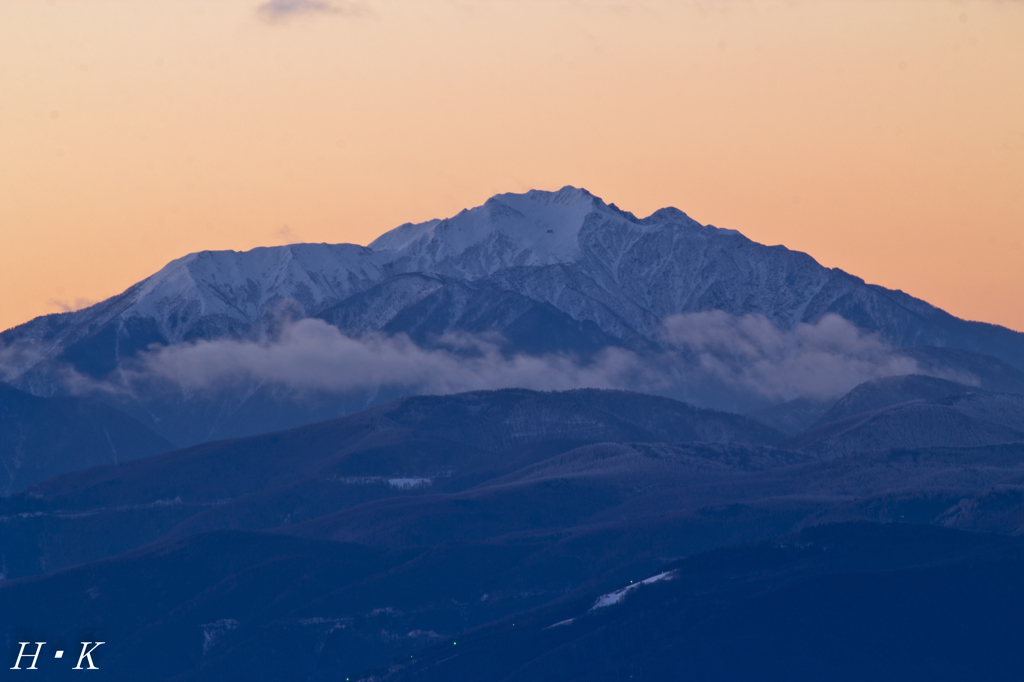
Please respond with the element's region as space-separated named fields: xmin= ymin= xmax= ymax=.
xmin=2 ymin=0 xmax=1022 ymax=333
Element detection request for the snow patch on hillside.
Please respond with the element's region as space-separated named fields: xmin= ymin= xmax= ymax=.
xmin=590 ymin=570 xmax=677 ymax=611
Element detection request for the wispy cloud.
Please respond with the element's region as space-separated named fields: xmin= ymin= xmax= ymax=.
xmin=256 ymin=0 xmax=368 ymax=22
xmin=127 ymin=319 xmax=649 ymax=396
xmin=0 ymin=339 xmax=46 ymax=385
xmin=6 ymin=311 xmax=972 ymax=412
xmin=48 ymin=297 xmax=98 ymax=314
xmin=118 ymin=313 xmax=934 ymax=408
xmin=659 ymin=312 xmax=922 ymax=402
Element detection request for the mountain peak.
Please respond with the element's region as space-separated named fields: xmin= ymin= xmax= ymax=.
xmin=521 ymin=184 xmax=599 ymax=206
xmin=369 ymin=186 xmax=621 ymax=277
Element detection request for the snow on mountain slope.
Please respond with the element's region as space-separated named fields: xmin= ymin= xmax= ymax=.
xmin=128 ymin=243 xmax=383 ymax=342
xmin=370 ymin=186 xmax=1007 ymax=351
xmin=3 ymin=186 xmax=1024 ymax=404
xmin=2 ymin=244 xmax=384 ymax=384
xmin=370 ymin=187 xmax=830 ymax=340
xmin=789 ymin=392 xmax=1024 ymax=458
xmin=811 ymin=375 xmax=979 ymax=428
xmin=370 ymin=187 xmax=610 ymax=273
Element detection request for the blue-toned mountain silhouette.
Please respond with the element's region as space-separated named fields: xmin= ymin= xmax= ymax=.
xmin=0 ymin=381 xmax=172 ymax=495
xmin=3 ymin=385 xmax=1024 ymax=680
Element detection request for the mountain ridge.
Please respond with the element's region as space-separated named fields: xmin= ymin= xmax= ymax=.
xmin=6 ymin=186 xmax=1021 ymax=365
xmin=3 ymin=186 xmax=1022 ymax=444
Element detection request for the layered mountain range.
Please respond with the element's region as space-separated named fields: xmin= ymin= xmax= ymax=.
xmin=4 ymin=384 xmax=1024 ymax=680
xmin=4 ymin=188 xmax=1024 ymax=679
xmin=3 ymin=187 xmax=1023 ymax=445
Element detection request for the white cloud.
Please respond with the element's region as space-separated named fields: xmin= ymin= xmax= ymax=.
xmin=0 ymin=340 xmax=44 ymax=385
xmin=123 ymin=313 xmax=928 ymax=406
xmin=48 ymin=297 xmax=98 ymax=314
xmin=128 ymin=318 xmax=655 ymax=397
xmin=5 ymin=307 xmax=968 ymax=414
xmin=659 ymin=311 xmax=921 ymax=401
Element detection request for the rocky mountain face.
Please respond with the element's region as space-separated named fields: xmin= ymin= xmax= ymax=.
xmin=3 ymin=187 xmax=1023 ymax=445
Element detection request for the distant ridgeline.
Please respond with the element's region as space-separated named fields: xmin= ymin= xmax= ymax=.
xmin=2 ymin=386 xmax=1024 ymax=679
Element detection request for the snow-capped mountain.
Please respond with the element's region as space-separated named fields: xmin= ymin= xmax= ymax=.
xmin=3 ymin=186 xmax=1023 ymax=443
xmin=8 ymin=186 xmax=1022 ymax=365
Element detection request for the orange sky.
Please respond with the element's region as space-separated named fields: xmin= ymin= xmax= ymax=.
xmin=1 ymin=0 xmax=1022 ymax=333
